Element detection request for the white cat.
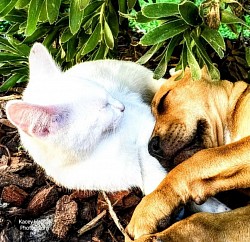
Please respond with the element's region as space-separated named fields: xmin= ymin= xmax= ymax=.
xmin=6 ymin=43 xmax=166 ymax=195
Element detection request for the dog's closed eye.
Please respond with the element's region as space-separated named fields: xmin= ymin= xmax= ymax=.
xmin=157 ymin=91 xmax=170 ymax=114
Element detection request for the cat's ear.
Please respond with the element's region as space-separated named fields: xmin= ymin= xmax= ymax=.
xmin=29 ymin=43 xmax=60 ymax=80
xmin=6 ymin=100 xmax=69 ymax=137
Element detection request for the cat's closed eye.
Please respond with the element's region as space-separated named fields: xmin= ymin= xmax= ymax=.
xmin=99 ymin=102 xmax=110 ymax=111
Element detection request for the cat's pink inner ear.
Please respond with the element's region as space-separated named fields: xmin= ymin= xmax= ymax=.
xmin=6 ymin=101 xmax=66 ymax=137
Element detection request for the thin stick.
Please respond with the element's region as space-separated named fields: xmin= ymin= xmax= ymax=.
xmin=0 ymin=144 xmax=11 ymax=166
xmin=108 ymin=229 xmax=119 ymax=242
xmin=77 ymin=210 xmax=107 ymax=236
xmin=101 ymin=191 xmax=128 ymax=237
xmin=0 ymin=94 xmax=22 ymax=101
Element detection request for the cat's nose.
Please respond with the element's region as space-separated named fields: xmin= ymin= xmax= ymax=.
xmin=112 ymin=100 xmax=125 ymax=112
xmin=116 ymin=102 xmax=125 ymax=112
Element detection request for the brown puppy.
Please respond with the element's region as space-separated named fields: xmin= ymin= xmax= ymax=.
xmin=126 ymin=68 xmax=250 ymax=241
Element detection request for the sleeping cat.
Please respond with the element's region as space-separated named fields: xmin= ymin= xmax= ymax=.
xmin=6 ymin=43 xmax=166 ymax=195
xmin=6 ymin=43 xmax=229 ymax=214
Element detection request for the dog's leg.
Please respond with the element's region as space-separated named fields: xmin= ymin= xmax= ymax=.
xmin=132 ymin=205 xmax=250 ymax=242
xmin=126 ymin=136 xmax=250 ymax=240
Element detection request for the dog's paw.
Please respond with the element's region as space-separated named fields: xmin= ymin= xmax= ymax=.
xmin=126 ymin=193 xmax=172 ymax=240
xmin=126 ymin=206 xmax=159 ymax=240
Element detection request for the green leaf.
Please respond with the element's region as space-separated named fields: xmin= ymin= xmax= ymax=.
xmin=103 ymin=18 xmax=114 ymax=49
xmin=26 ymin=0 xmax=45 ymax=36
xmin=93 ymin=42 xmax=108 ymax=60
xmin=61 ymin=27 xmax=74 ymax=43
xmin=16 ymin=0 xmax=30 ymax=9
xmin=107 ymin=2 xmax=119 ymax=38
xmin=0 ymin=0 xmax=19 ymax=17
xmin=154 ymin=35 xmax=182 ymax=79
xmin=7 ymin=37 xmax=30 ymax=56
xmin=0 ymin=44 xmax=17 ymax=54
xmin=184 ymin=32 xmax=201 ymax=80
xmin=178 ymin=0 xmax=202 ymax=26
xmin=81 ymin=22 xmax=101 ymax=55
xmin=191 ymin=31 xmax=213 ymax=64
xmin=140 ymin=19 xmax=188 ymax=45
xmin=82 ymin=12 xmax=99 ymax=30
xmin=0 ymin=74 xmax=26 ymax=92
xmin=201 ymin=26 xmax=225 ymax=58
xmin=0 ymin=36 xmax=16 ymax=50
xmin=66 ymin=36 xmax=78 ymax=61
xmin=127 ymin=0 xmax=136 ymax=10
xmin=191 ymin=32 xmax=220 ymax=80
xmin=154 ymin=48 xmax=168 ymax=80
xmin=75 ymin=32 xmax=90 ymax=61
xmin=0 ymin=65 xmax=28 ymax=76
xmin=221 ymin=10 xmax=250 ymax=28
xmin=3 ymin=9 xmax=26 ymax=23
xmin=142 ymin=3 xmax=178 ymax=18
xmin=43 ymin=28 xmax=59 ymax=47
xmin=6 ymin=23 xmax=20 ymax=35
xmin=137 ymin=42 xmax=164 ymax=64
xmin=118 ymin=0 xmax=127 ymax=23
xmin=180 ymin=43 xmax=188 ymax=72
xmin=84 ymin=1 xmax=104 ymax=15
xmin=55 ymin=15 xmax=68 ymax=26
xmin=118 ymin=0 xmax=126 ymax=14
xmin=0 ymin=53 xmax=27 ymax=62
xmin=135 ymin=11 xmax=154 ymax=23
xmin=70 ymin=0 xmax=90 ymax=35
xmin=46 ymin=0 xmax=61 ymax=24
xmin=39 ymin=0 xmax=48 ymax=22
xmin=23 ymin=26 xmax=49 ymax=44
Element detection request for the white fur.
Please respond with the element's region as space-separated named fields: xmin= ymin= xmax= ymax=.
xmin=6 ymin=43 xmax=166 ymax=195
xmin=189 ymin=197 xmax=230 ymax=213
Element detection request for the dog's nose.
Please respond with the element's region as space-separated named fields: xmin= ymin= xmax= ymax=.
xmin=148 ymin=136 xmax=164 ymax=158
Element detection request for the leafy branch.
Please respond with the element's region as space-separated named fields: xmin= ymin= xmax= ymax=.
xmin=0 ymin=0 xmax=250 ymax=92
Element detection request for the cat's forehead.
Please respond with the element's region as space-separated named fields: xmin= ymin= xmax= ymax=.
xmin=23 ymin=75 xmax=108 ymax=105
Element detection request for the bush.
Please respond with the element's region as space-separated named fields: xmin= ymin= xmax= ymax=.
xmin=0 ymin=0 xmax=132 ymax=91
xmin=130 ymin=0 xmax=250 ymax=80
xmin=0 ymin=0 xmax=249 ymax=91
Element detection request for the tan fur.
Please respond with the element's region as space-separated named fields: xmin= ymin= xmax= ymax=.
xmin=126 ymin=68 xmax=250 ymax=241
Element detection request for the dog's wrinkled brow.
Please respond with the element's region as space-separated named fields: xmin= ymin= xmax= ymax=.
xmin=157 ymin=91 xmax=170 ymax=114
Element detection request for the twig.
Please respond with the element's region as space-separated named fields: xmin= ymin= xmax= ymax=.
xmin=108 ymin=229 xmax=119 ymax=242
xmin=0 ymin=94 xmax=22 ymax=101
xmin=101 ymin=191 xmax=130 ymax=238
xmin=0 ymin=144 xmax=11 ymax=166
xmin=77 ymin=210 xmax=107 ymax=236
